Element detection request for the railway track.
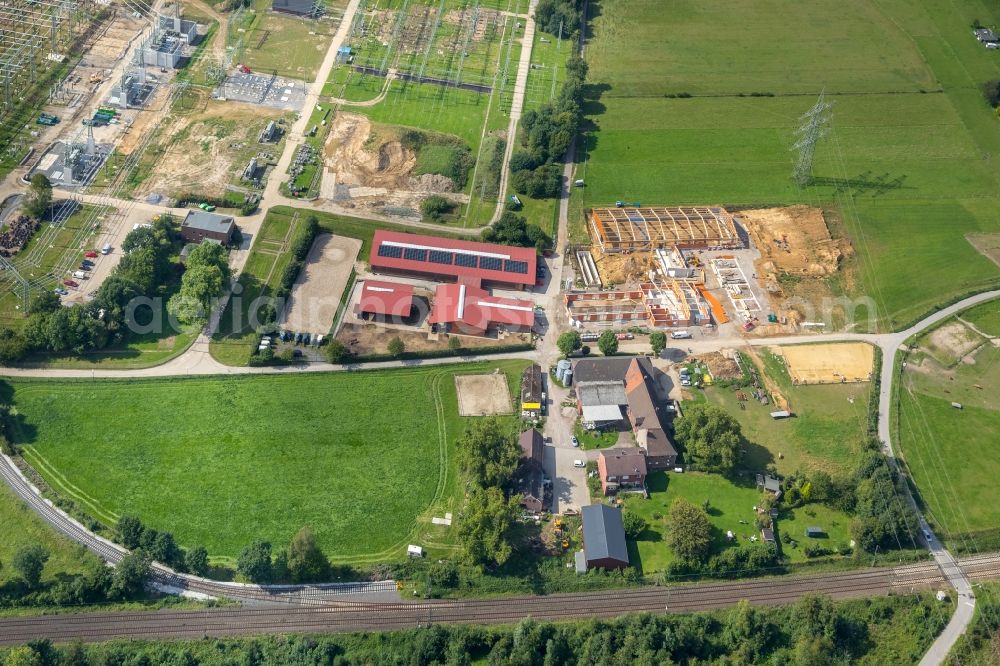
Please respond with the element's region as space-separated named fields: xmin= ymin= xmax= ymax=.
xmin=0 ymin=558 xmax=968 ymax=645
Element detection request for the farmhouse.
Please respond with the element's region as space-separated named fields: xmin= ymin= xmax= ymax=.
xmin=272 ymin=0 xmax=321 ymax=18
xmin=180 ymin=211 xmax=236 ymax=245
xmin=519 ymin=429 xmax=544 ymax=464
xmin=597 ymin=448 xmax=647 ymax=495
xmin=354 ymin=280 xmax=415 ymax=321
xmin=520 ymin=363 xmax=543 ymax=418
xmin=975 ymin=28 xmax=999 ymax=44
xmin=581 ymin=504 xmax=629 ymax=569
xmin=573 ymin=358 xmax=678 ymax=469
xmin=428 ymin=281 xmax=535 ymax=336
xmin=369 ymin=230 xmax=537 ymax=290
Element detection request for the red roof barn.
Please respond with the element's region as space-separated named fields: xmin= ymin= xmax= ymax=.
xmin=429 ymin=281 xmax=535 ymax=336
xmin=354 ymin=280 xmax=414 ymax=320
xmin=369 ymin=230 xmax=537 ymax=289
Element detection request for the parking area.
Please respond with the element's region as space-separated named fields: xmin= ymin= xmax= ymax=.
xmin=215 ymin=72 xmax=308 ymax=110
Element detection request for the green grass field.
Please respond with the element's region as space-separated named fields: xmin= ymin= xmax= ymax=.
xmin=897 ymin=307 xmax=1000 ymax=549
xmin=0 ymin=482 xmax=96 ymax=588
xmin=621 ymin=471 xmax=852 ymax=573
xmin=577 ymin=0 xmax=1000 ymax=330
xmin=242 ymin=10 xmax=333 ymax=80
xmin=9 ymin=361 xmax=527 ymax=564
xmin=702 ymin=349 xmax=873 ymax=475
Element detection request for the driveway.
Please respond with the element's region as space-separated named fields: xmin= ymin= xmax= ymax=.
xmin=542 ymin=377 xmax=591 ymax=513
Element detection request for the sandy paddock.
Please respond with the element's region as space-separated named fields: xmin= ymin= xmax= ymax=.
xmin=455 ymin=373 xmax=513 ymax=416
xmin=280 ymin=234 xmax=362 ymax=335
xmin=780 ymin=342 xmax=874 ymax=384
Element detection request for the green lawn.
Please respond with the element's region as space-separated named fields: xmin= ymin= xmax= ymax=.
xmin=242 ymin=11 xmax=333 ymax=80
xmin=622 ymin=471 xmax=853 ymax=573
xmin=0 ymin=482 xmax=96 ymax=588
xmin=701 ymin=349 xmax=873 ymax=476
xmin=573 ymin=423 xmax=618 ymax=450
xmin=958 ymin=298 xmax=1000 ymax=336
xmin=9 ymin=361 xmax=528 ymax=564
xmin=578 ymin=0 xmax=1000 ymax=330
xmin=897 ymin=311 xmax=1000 ymax=550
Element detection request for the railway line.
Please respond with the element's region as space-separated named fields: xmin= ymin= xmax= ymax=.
xmin=5 ymin=554 xmax=1000 ymax=646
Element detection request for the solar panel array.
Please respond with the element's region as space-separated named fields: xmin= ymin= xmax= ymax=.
xmin=377 ymin=244 xmax=403 ymax=259
xmin=375 ymin=242 xmax=532 ymax=277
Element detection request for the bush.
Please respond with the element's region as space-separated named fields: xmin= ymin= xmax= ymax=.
xmin=421 ymin=195 xmax=453 ymax=221
xmin=400 ymin=129 xmax=427 ymax=151
xmin=984 ymin=79 xmax=1000 ymax=107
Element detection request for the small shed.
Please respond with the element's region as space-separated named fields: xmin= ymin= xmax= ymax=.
xmin=770 ymin=410 xmax=791 ymax=419
xmin=574 ymin=549 xmax=588 ymax=574
xmin=805 ymin=526 xmax=824 ymax=538
xmin=761 ymin=528 xmax=776 ymax=544
xmin=407 ymin=544 xmax=424 ymax=558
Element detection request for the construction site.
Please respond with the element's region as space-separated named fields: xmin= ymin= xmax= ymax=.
xmin=568 ymin=203 xmax=855 ymax=334
xmin=569 ymin=205 xmax=747 ymax=331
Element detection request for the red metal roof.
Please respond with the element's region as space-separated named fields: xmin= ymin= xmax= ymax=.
xmin=429 ymin=282 xmax=536 ymax=334
xmin=369 ymin=230 xmax=537 ymax=287
xmin=356 ymin=280 xmax=414 ymax=318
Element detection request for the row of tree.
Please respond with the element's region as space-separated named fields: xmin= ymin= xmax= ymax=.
xmin=0 ymin=544 xmax=151 ymax=612
xmin=0 ymin=215 xmax=183 ymax=363
xmin=1 ymin=592 xmax=948 ymax=665
xmin=455 ymin=418 xmax=523 ymax=569
xmin=115 ymin=515 xmax=208 ymax=577
xmin=167 ymin=241 xmax=231 ymax=327
xmin=508 ymin=46 xmax=588 ymax=199
xmin=235 ymin=527 xmax=331 ymax=584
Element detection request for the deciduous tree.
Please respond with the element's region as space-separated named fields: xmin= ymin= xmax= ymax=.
xmin=185 ymin=546 xmax=210 ymax=577
xmin=556 ymin=330 xmax=581 ymax=357
xmin=287 ymin=527 xmax=329 ymax=583
xmin=597 ymin=330 xmax=618 ymax=356
xmin=673 ymin=403 xmax=744 ymax=475
xmin=459 ymin=486 xmax=520 ymax=567
xmin=456 ymin=417 xmax=521 ymax=490
xmin=666 ymin=497 xmax=712 ymax=563
xmin=649 ymin=331 xmax=667 ymax=356
xmin=387 ymin=336 xmax=405 ymax=357
xmin=12 ymin=545 xmax=49 ymax=589
xmin=110 ymin=551 xmax=150 ymax=599
xmin=237 ymin=540 xmax=273 ymax=583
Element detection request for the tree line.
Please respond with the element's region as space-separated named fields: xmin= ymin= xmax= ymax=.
xmin=0 ymin=591 xmax=949 ymax=665
xmin=235 ymin=527 xmax=333 ymax=584
xmin=509 ymin=53 xmax=587 ymax=199
xmin=0 ymin=215 xmax=227 ymax=363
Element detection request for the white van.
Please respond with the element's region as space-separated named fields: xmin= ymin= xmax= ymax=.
xmin=670 ymin=330 xmax=692 ymax=339
xmin=101 ymin=243 xmax=112 ymax=255
xmin=72 ymin=271 xmax=86 ymax=279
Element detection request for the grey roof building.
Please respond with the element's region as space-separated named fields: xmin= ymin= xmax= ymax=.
xmin=272 ymin=0 xmax=319 ymax=17
xmin=181 ymin=210 xmax=236 ymax=245
xmin=582 ymin=504 xmax=629 ymax=569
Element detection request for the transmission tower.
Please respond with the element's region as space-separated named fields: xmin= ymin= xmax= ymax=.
xmin=791 ymin=91 xmax=833 ymax=187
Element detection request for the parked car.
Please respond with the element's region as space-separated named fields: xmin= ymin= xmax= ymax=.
xmin=63 ymin=279 xmax=78 ymax=287
xmin=292 ymin=348 xmax=303 ymax=358
xmin=571 ymin=436 xmax=579 ymax=447
xmin=302 ymin=333 xmax=312 ymax=346
xmin=294 ymin=332 xmax=303 ymax=344
xmin=53 ymin=287 xmax=68 ymax=296
xmin=573 ymin=460 xmax=586 ymax=468
xmin=78 ymin=264 xmax=90 ymax=271
xmin=84 ymin=251 xmax=98 ymax=258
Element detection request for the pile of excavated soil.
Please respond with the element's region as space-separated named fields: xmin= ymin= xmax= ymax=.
xmin=324 ymin=112 xmax=457 ymax=193
xmin=741 ymin=206 xmax=852 ymax=282
xmin=699 ymin=351 xmax=742 ymax=380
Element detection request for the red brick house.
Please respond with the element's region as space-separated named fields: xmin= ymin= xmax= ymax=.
xmin=597 ymin=448 xmax=648 ymax=495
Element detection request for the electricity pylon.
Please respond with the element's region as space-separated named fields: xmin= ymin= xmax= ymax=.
xmin=791 ymin=91 xmax=833 ymax=187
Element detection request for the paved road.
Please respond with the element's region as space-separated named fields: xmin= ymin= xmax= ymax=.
xmin=6 ymin=555 xmax=998 ymax=646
